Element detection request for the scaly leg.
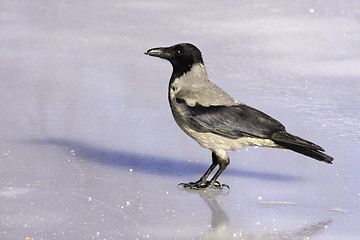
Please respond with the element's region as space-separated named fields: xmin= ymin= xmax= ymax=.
xmin=178 ymin=151 xmax=230 ymax=190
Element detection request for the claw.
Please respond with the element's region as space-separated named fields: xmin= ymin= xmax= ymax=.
xmin=177 ymin=182 xmax=207 ymax=190
xmin=209 ymin=181 xmax=230 ymax=190
xmin=215 ymin=181 xmax=230 ymax=190
xmin=178 ymin=181 xmax=230 ymax=191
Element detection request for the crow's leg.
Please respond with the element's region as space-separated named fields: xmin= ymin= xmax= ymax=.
xmin=196 ymin=152 xmax=219 ymax=184
xmin=178 ymin=150 xmax=230 ymax=190
xmin=178 ymin=152 xmax=218 ymax=189
xmin=205 ymin=151 xmax=230 ymax=189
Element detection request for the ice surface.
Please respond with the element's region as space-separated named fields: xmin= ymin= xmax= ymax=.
xmin=1 ymin=0 xmax=359 ymax=239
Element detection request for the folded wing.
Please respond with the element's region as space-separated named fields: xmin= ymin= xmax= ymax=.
xmin=176 ymin=97 xmax=333 ymax=163
xmin=176 ymin=97 xmax=285 ymax=139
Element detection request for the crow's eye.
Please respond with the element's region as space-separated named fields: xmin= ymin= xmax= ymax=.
xmin=177 ymin=50 xmax=181 ymax=54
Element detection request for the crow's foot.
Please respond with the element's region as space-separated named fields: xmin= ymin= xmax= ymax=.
xmin=178 ymin=181 xmax=229 ymax=190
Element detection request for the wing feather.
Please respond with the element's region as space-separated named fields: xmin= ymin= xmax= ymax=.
xmin=176 ymin=98 xmax=285 ymax=139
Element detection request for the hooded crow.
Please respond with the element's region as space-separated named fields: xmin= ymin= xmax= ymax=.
xmin=145 ymin=43 xmax=333 ymax=190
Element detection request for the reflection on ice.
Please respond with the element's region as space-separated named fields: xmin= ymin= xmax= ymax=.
xmin=187 ymin=189 xmax=230 ymax=239
xmin=184 ymin=189 xmax=332 ymax=240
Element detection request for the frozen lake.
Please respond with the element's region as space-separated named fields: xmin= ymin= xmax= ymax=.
xmin=1 ymin=1 xmax=359 ymax=239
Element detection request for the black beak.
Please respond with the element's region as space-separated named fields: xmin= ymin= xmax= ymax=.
xmin=144 ymin=47 xmax=172 ymax=60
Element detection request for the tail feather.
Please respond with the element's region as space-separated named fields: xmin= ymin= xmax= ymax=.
xmin=271 ymin=131 xmax=333 ymax=164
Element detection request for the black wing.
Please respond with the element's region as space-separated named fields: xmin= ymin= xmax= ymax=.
xmin=176 ymin=98 xmax=285 ymax=139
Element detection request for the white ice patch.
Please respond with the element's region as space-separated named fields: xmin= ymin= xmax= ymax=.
xmin=330 ymin=208 xmax=348 ymax=213
xmin=259 ymin=201 xmax=297 ymax=206
xmin=0 ymin=187 xmax=36 ymax=197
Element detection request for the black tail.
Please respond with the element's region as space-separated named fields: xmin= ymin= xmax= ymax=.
xmin=271 ymin=131 xmax=333 ymax=164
